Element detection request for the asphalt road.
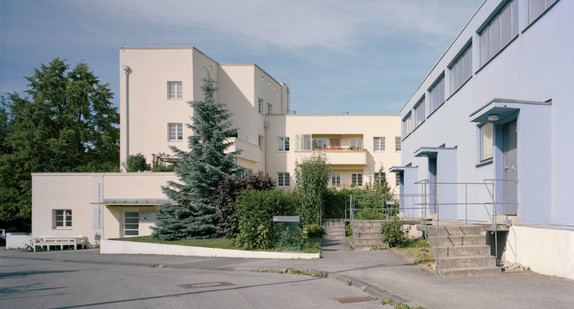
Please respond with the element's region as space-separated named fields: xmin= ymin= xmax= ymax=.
xmin=0 ymin=254 xmax=385 ymax=309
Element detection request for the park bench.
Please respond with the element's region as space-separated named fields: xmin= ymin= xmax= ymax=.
xmin=30 ymin=235 xmax=85 ymax=252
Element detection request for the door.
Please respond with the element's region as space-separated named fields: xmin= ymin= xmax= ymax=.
xmin=123 ymin=211 xmax=139 ymax=237
xmin=429 ymin=157 xmax=438 ymax=215
xmin=503 ymin=120 xmax=518 ymax=215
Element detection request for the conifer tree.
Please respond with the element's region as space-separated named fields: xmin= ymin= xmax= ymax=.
xmin=152 ymin=74 xmax=240 ymax=240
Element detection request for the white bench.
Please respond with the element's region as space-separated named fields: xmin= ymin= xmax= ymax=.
xmin=31 ymin=235 xmax=85 ymax=252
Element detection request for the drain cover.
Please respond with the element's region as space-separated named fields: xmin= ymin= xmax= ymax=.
xmin=336 ymin=296 xmax=377 ymax=304
xmin=179 ymin=282 xmax=235 ymax=289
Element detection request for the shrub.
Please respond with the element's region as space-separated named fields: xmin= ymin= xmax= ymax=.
xmin=125 ymin=153 xmax=149 ymax=172
xmin=235 ymin=189 xmax=296 ymax=250
xmin=295 ymin=154 xmax=330 ymax=225
xmin=355 ymin=208 xmax=383 ymax=220
xmin=303 ymin=224 xmax=324 ymax=239
xmin=381 ymin=216 xmax=408 ymax=247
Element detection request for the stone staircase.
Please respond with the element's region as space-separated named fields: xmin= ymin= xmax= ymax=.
xmin=350 ymin=220 xmax=387 ymax=251
xmin=421 ymin=224 xmax=501 ymax=278
xmin=323 ymin=219 xmax=346 ymax=240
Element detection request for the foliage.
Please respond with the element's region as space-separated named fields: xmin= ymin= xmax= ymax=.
xmin=295 ymin=153 xmax=331 ymax=225
xmin=214 ymin=173 xmax=275 ymax=238
xmin=0 ymin=58 xmax=119 ymax=231
xmin=303 ymin=223 xmax=324 ymax=239
xmin=274 ymin=221 xmax=302 ymax=252
xmin=381 ymin=216 xmax=408 ymax=247
xmin=153 ymin=74 xmax=241 ymax=240
xmin=125 ymin=153 xmax=149 ymax=172
xmin=354 ymin=208 xmax=384 ymax=220
xmin=234 ymin=189 xmax=296 ymax=250
xmin=345 ymin=224 xmax=353 ymax=237
xmin=393 ymin=238 xmax=434 ymax=265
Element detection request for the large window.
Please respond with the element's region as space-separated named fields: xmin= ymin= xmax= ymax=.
xmin=350 ymin=138 xmax=363 ymax=149
xmin=330 ymin=173 xmax=341 ymax=186
xmin=429 ymin=75 xmax=445 ymax=113
xmin=480 ymin=0 xmax=518 ymax=66
xmin=278 ymin=137 xmax=290 ymax=151
xmin=395 ymin=137 xmax=402 ymax=152
xmin=277 ymin=172 xmax=290 ymax=187
xmin=54 ymin=209 xmax=72 ymax=228
xmin=450 ymin=45 xmax=472 ymax=93
xmin=480 ymin=123 xmax=494 ymax=162
xmin=529 ymin=0 xmax=557 ymax=23
xmin=168 ymin=82 xmax=182 ymax=99
xmin=414 ymin=96 xmax=425 ymax=128
xmin=402 ymin=113 xmax=412 ymax=136
xmin=168 ymin=123 xmax=183 ymax=141
xmin=351 ymin=173 xmax=363 ymax=187
xmin=373 ymin=137 xmax=386 ymax=152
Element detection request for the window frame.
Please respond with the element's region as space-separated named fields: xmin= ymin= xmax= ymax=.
xmin=278 ymin=137 xmax=290 ymax=152
xmin=413 ymin=96 xmax=426 ymax=128
xmin=449 ymin=43 xmax=473 ymax=94
xmin=529 ymin=0 xmax=557 ymax=24
xmin=314 ymin=138 xmax=329 ymax=149
xmin=373 ymin=137 xmax=386 ymax=152
xmin=54 ymin=209 xmax=72 ymax=229
xmin=402 ymin=112 xmax=413 ymax=137
xmin=429 ymin=74 xmax=445 ymax=113
xmin=258 ymin=98 xmax=264 ymax=114
xmin=258 ymin=135 xmax=263 ymax=151
xmin=351 ymin=173 xmax=363 ymax=187
xmin=168 ymin=81 xmax=182 ymax=100
xmin=168 ymin=123 xmax=183 ymax=141
xmin=267 ymin=103 xmax=272 ymax=115
xmin=479 ymin=123 xmax=494 ymax=162
xmin=350 ymin=138 xmax=363 ymax=149
xmin=330 ymin=173 xmax=341 ymax=186
xmin=277 ymin=172 xmax=290 ymax=187
xmin=395 ymin=136 xmax=402 ymax=152
xmin=478 ymin=0 xmax=519 ymax=67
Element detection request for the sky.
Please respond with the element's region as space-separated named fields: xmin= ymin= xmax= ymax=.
xmin=0 ymin=0 xmax=484 ymax=115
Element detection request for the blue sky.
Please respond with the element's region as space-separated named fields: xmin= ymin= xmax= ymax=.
xmin=0 ymin=0 xmax=483 ymax=115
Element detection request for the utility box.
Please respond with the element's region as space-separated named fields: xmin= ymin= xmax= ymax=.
xmin=273 ymin=216 xmax=301 ymax=252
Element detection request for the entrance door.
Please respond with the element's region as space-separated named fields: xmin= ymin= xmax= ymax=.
xmin=123 ymin=211 xmax=139 ymax=237
xmin=503 ymin=120 xmax=518 ymax=215
xmin=429 ymin=157 xmax=437 ymax=215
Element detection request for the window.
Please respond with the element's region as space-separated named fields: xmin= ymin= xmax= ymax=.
xmin=330 ymin=173 xmax=341 ymax=186
xmin=267 ymin=103 xmax=272 ymax=115
xmin=351 ymin=173 xmax=363 ymax=186
xmin=480 ymin=0 xmax=518 ymax=66
xmin=258 ymin=135 xmax=263 ymax=151
xmin=278 ymin=137 xmax=290 ymax=151
xmin=414 ymin=96 xmax=425 ymax=127
xmin=402 ymin=113 xmax=412 ymax=136
xmin=480 ymin=123 xmax=494 ymax=161
xmin=258 ymin=98 xmax=263 ymax=114
xmin=168 ymin=123 xmax=183 ymax=141
xmin=396 ymin=173 xmax=400 ymax=187
xmin=429 ymin=75 xmax=445 ymax=113
xmin=299 ymin=134 xmax=312 ymax=150
xmin=54 ymin=209 xmax=72 ymax=228
xmin=277 ymin=172 xmax=290 ymax=187
xmin=374 ymin=172 xmax=384 ymax=183
xmin=350 ymin=138 xmax=363 ymax=149
xmin=395 ymin=137 xmax=402 ymax=152
xmin=314 ymin=138 xmax=328 ymax=149
xmin=450 ymin=45 xmax=472 ymax=93
xmin=373 ymin=137 xmax=386 ymax=152
xmin=168 ymin=82 xmax=182 ymax=99
xmin=529 ymin=0 xmax=557 ymax=23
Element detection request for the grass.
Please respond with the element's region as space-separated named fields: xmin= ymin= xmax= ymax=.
xmin=393 ymin=238 xmax=435 ymax=267
xmin=110 ymin=236 xmax=240 ymax=250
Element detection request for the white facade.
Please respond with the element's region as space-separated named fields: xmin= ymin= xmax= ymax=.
xmin=397 ymin=0 xmax=574 ymax=279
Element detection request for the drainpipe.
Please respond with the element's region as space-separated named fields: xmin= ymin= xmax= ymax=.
xmin=122 ymin=65 xmax=132 ymax=171
xmin=264 ymin=122 xmax=269 ymax=175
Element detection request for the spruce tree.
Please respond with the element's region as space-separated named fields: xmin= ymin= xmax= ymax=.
xmin=152 ymin=74 xmax=240 ymax=240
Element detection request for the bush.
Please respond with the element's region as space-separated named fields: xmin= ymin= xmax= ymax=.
xmin=303 ymin=224 xmax=324 ymax=239
xmin=355 ymin=208 xmax=383 ymax=220
xmin=235 ymin=189 xmax=296 ymax=250
xmin=381 ymin=216 xmax=408 ymax=247
xmin=345 ymin=224 xmax=353 ymax=237
xmin=125 ymin=153 xmax=149 ymax=172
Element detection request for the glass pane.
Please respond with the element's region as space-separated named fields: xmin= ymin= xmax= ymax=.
xmin=481 ymin=123 xmax=494 ymax=160
xmin=490 ymin=17 xmax=501 ymax=56
xmin=125 ymin=230 xmax=139 ymax=236
xmin=125 ymin=218 xmax=139 ymax=224
xmin=125 ymin=224 xmax=139 ymax=230
xmin=512 ymin=0 xmax=519 ymax=36
xmin=480 ymin=29 xmax=490 ymax=65
xmin=125 ymin=212 xmax=139 ymax=217
xmin=500 ymin=5 xmax=512 ymax=47
xmin=529 ymin=0 xmax=545 ymax=22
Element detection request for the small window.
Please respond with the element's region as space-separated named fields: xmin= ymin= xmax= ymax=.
xmin=350 ymin=138 xmax=363 ymax=149
xmin=480 ymin=123 xmax=494 ymax=161
xmin=258 ymin=135 xmax=263 ymax=151
xmin=277 ymin=172 xmax=290 ymax=187
xmin=168 ymin=123 xmax=183 ymax=141
xmin=529 ymin=0 xmax=557 ymax=23
xmin=395 ymin=173 xmax=400 ymax=187
xmin=168 ymin=82 xmax=182 ymax=99
xmin=373 ymin=137 xmax=386 ymax=152
xmin=330 ymin=173 xmax=341 ymax=186
xmin=429 ymin=75 xmax=445 ymax=113
xmin=414 ymin=96 xmax=425 ymax=127
xmin=258 ymin=98 xmax=263 ymax=114
xmin=395 ymin=137 xmax=402 ymax=152
xmin=278 ymin=137 xmax=290 ymax=152
xmin=402 ymin=113 xmax=413 ymax=136
xmin=351 ymin=173 xmax=363 ymax=186
xmin=450 ymin=45 xmax=472 ymax=94
xmin=54 ymin=209 xmax=72 ymax=228
xmin=267 ymin=103 xmax=272 ymax=115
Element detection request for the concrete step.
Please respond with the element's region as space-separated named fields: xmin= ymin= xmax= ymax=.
xmin=354 ymin=238 xmax=385 ymax=245
xmin=438 ymin=255 xmax=497 ymax=270
xmin=420 ymin=225 xmax=483 ymax=237
xmin=352 ymin=243 xmax=388 ymax=251
xmin=355 ymin=231 xmax=381 ymax=238
xmin=439 ymin=266 xmax=501 ymax=278
xmin=428 ymin=235 xmax=485 ymax=247
xmin=324 ymin=236 xmax=346 ymax=240
xmin=433 ymin=245 xmax=491 ymax=258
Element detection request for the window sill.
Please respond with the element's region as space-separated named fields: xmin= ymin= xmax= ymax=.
xmin=55 ymin=227 xmax=73 ymax=230
xmin=475 ymin=34 xmax=519 ymax=75
xmin=476 ymin=158 xmax=493 ymax=168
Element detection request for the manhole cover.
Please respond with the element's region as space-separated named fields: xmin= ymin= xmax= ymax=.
xmin=336 ymin=296 xmax=377 ymax=304
xmin=179 ymin=282 xmax=235 ymax=289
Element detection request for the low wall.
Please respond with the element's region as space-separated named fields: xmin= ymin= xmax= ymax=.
xmin=6 ymin=233 xmax=32 ymax=249
xmin=101 ymin=239 xmax=320 ymax=259
xmin=505 ymin=226 xmax=574 ymax=280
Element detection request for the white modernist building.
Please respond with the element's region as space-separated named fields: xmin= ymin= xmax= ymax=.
xmin=394 ymin=0 xmax=573 ymax=279
xmin=31 ymin=47 xmax=401 ymax=246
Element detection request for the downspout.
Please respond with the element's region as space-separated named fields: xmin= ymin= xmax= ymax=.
xmin=264 ymin=122 xmax=269 ymax=175
xmin=122 ymin=65 xmax=132 ymax=171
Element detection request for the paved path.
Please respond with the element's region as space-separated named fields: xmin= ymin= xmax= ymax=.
xmin=1 ymin=240 xmax=573 ymax=308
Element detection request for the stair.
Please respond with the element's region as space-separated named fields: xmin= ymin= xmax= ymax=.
xmin=323 ymin=219 xmax=347 ymax=240
xmin=351 ymin=220 xmax=387 ymax=251
xmin=420 ymin=225 xmax=501 ymax=278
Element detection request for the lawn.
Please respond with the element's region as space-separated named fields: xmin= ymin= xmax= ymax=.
xmin=393 ymin=238 xmax=435 ymax=268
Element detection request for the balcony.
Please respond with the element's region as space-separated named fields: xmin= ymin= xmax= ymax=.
xmin=311 ymin=147 xmax=367 ymax=165
xmin=228 ymin=137 xmax=260 ymax=163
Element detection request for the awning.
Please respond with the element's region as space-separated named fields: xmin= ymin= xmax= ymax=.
xmin=469 ymin=98 xmax=550 ymax=124
xmin=389 ymin=166 xmax=417 ymax=173
xmin=414 ymin=147 xmax=457 ymax=158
